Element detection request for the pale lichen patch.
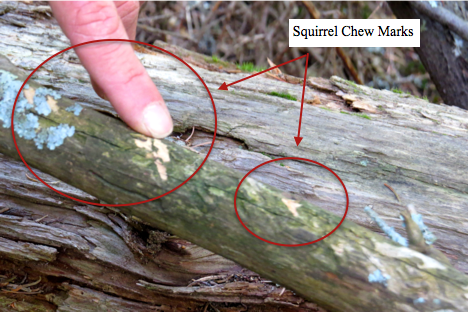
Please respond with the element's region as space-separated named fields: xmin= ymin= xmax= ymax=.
xmin=330 ymin=241 xmax=345 ymax=256
xmin=368 ymin=269 xmax=390 ymax=287
xmin=0 ymin=70 xmax=73 ymax=150
xmin=282 ymin=198 xmax=301 ymax=217
xmin=65 ymin=103 xmax=83 ymax=116
xmin=245 ymin=177 xmax=262 ymax=194
xmin=23 ymin=87 xmax=35 ymax=104
xmin=34 ymin=124 xmax=75 ymax=150
xmin=102 ymin=152 xmax=110 ymax=158
xmin=208 ymin=187 xmax=226 ymax=197
xmin=134 ymin=138 xmax=152 ymax=151
xmin=153 ymin=139 xmax=170 ymax=162
xmin=34 ymin=87 xmax=61 ymax=116
xmin=155 ymin=159 xmax=167 ymax=181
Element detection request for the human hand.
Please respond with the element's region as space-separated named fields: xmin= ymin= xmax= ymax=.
xmin=50 ymin=1 xmax=173 ymax=138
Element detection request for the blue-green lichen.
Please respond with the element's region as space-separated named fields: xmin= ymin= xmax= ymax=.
xmin=65 ymin=103 xmax=83 ymax=116
xmin=34 ymin=124 xmax=75 ymax=150
xmin=34 ymin=87 xmax=61 ymax=116
xmin=364 ymin=206 xmax=408 ymax=247
xmin=368 ymin=269 xmax=390 ymax=287
xmin=0 ymin=70 xmax=32 ymax=128
xmin=0 ymin=70 xmax=74 ymax=150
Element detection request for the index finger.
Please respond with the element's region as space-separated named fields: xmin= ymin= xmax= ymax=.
xmin=50 ymin=1 xmax=173 ymax=139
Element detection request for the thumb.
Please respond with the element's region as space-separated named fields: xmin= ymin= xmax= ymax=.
xmin=50 ymin=1 xmax=173 ymax=138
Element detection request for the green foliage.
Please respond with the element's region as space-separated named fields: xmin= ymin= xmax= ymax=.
xmin=280 ymin=163 xmax=285 ymax=167
xmin=421 ymin=20 xmax=427 ymax=32
xmin=236 ymin=62 xmax=267 ymax=73
xmin=344 ymin=79 xmax=358 ymax=88
xmin=421 ymin=78 xmax=429 ymax=89
xmin=362 ymin=4 xmax=372 ymax=18
xmin=320 ymin=107 xmax=333 ymax=112
xmin=391 ymin=88 xmax=412 ymax=96
xmin=340 ymin=111 xmax=371 ymax=120
xmin=342 ymin=79 xmax=362 ymax=94
xmin=261 ymin=152 xmax=274 ymax=159
xmin=357 ymin=113 xmax=371 ymax=120
xmin=205 ymin=55 xmax=230 ymax=67
xmin=402 ymin=60 xmax=426 ymax=75
xmin=392 ymin=88 xmax=431 ymax=102
xmin=268 ymin=91 xmax=297 ymax=101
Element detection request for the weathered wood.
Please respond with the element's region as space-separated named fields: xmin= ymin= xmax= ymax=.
xmin=4 ymin=59 xmax=468 ymax=312
xmin=0 ymin=154 xmax=317 ymax=312
xmin=0 ymin=236 xmax=57 ymax=262
xmin=1 ymin=2 xmax=468 ymax=311
xmin=1 ymin=1 xmax=467 ymax=273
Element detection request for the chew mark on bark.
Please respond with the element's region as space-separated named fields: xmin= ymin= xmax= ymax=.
xmin=46 ymin=95 xmax=59 ymax=112
xmin=282 ymin=198 xmax=301 ymax=217
xmin=155 ymin=159 xmax=167 ymax=181
xmin=134 ymin=138 xmax=152 ymax=151
xmin=153 ymin=139 xmax=170 ymax=162
xmin=134 ymin=138 xmax=170 ymax=162
xmin=23 ymin=88 xmax=35 ymax=104
xmin=134 ymin=138 xmax=169 ymax=181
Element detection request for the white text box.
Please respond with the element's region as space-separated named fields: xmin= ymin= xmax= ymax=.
xmin=289 ymin=19 xmax=420 ymax=47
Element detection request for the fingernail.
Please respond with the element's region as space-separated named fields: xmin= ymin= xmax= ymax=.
xmin=142 ymin=103 xmax=173 ymax=138
xmin=91 ymin=79 xmax=109 ymax=101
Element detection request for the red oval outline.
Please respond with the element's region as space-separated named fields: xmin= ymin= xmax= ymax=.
xmin=234 ymin=157 xmax=349 ymax=247
xmin=11 ymin=39 xmax=217 ymax=207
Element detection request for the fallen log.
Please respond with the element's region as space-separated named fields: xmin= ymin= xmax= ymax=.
xmin=0 ymin=153 xmax=321 ymax=312
xmin=0 ymin=2 xmax=468 ymax=311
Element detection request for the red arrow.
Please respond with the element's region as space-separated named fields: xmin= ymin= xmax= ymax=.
xmin=218 ymin=54 xmax=308 ymax=90
xmin=218 ymin=82 xmax=228 ymax=90
xmin=294 ymin=53 xmax=309 ymax=146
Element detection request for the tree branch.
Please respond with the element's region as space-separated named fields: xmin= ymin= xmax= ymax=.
xmin=410 ymin=1 xmax=468 ymax=42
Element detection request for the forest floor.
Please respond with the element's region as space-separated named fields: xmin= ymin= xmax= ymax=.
xmin=136 ymin=1 xmax=441 ymax=104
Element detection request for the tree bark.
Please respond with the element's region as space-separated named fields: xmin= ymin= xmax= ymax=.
xmin=0 ymin=152 xmax=324 ymax=312
xmin=1 ymin=2 xmax=468 ymax=312
xmin=389 ymin=1 xmax=468 ymax=109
